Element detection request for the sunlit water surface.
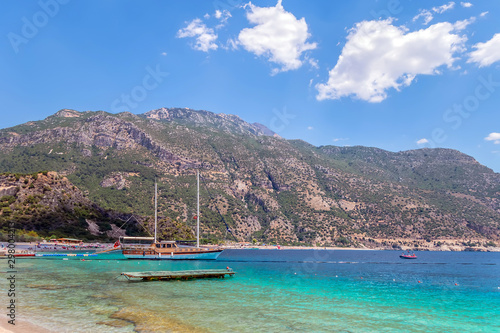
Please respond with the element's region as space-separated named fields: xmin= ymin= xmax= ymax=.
xmin=2 ymin=249 xmax=499 ymax=332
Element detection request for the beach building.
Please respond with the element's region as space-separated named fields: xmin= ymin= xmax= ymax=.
xmin=55 ymin=238 xmax=83 ymax=245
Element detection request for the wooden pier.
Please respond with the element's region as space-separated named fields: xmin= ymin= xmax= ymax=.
xmin=121 ymin=269 xmax=235 ymax=281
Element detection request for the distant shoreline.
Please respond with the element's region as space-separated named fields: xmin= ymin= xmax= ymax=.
xmin=3 ymin=242 xmax=499 ymax=253
xmin=222 ymin=244 xmax=500 ymax=252
xmin=223 ymin=245 xmax=372 ymax=251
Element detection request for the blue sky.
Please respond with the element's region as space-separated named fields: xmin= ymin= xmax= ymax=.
xmin=1 ymin=0 xmax=500 ymax=172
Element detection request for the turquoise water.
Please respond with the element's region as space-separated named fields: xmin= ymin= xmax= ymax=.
xmin=2 ymin=250 xmax=499 ymax=332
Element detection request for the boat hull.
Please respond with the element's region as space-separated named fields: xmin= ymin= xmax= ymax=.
xmin=399 ymin=255 xmax=417 ymax=259
xmin=122 ymin=250 xmax=223 ymax=260
xmin=0 ymin=253 xmax=35 ymax=258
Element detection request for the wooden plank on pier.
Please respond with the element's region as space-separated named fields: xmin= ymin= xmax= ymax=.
xmin=121 ymin=269 xmax=235 ymax=281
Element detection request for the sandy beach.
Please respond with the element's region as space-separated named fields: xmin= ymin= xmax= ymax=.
xmin=0 ymin=320 xmax=51 ymax=333
xmin=222 ymin=243 xmax=500 ymax=252
xmin=223 ymin=244 xmax=373 ymax=251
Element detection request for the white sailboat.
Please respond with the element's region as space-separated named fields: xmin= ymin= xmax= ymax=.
xmin=120 ymin=170 xmax=223 ymax=260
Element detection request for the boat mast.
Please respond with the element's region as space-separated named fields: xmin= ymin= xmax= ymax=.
xmin=154 ymin=179 xmax=158 ymax=243
xmin=197 ymin=169 xmax=200 ymax=248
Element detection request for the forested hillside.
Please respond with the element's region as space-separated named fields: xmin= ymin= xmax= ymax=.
xmin=0 ymin=108 xmax=498 ymax=248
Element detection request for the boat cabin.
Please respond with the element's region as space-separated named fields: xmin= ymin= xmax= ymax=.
xmin=120 ymin=237 xmax=155 ymax=249
xmin=155 ymin=241 xmax=178 ymax=249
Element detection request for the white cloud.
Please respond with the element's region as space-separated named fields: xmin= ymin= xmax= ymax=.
xmin=453 ymin=16 xmax=475 ymax=31
xmin=316 ymin=19 xmax=467 ymax=102
xmin=224 ymin=38 xmax=239 ymax=51
xmin=460 ymin=2 xmax=473 ymax=8
xmin=468 ymin=33 xmax=500 ymax=67
xmin=307 ymin=126 xmax=314 ymax=130
xmin=333 ymin=138 xmax=348 ymax=142
xmin=485 ymin=132 xmax=500 ymax=144
xmin=177 ymin=19 xmax=218 ymax=52
xmin=480 ymin=11 xmax=488 ymax=17
xmin=433 ymin=2 xmax=455 ymax=14
xmin=161 ymin=52 xmax=167 ymax=56
xmin=417 ymin=138 xmax=429 ymax=145
xmin=215 ymin=9 xmax=231 ymax=21
xmin=215 ymin=9 xmax=232 ymax=28
xmin=238 ymin=0 xmax=317 ymax=73
xmin=308 ymin=58 xmax=319 ymax=69
xmin=414 ymin=2 xmax=456 ymax=25
xmin=413 ymin=10 xmax=434 ymax=25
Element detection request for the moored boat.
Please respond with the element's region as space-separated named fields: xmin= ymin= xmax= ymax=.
xmin=13 ymin=252 xmax=36 ymax=257
xmin=0 ymin=249 xmax=36 ymax=258
xmin=120 ymin=237 xmax=222 ymax=260
xmin=120 ymin=171 xmax=223 ymax=260
xmin=400 ymin=251 xmax=417 ymax=259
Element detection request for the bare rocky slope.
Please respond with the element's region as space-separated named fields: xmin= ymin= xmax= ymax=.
xmin=0 ymin=108 xmax=498 ymax=248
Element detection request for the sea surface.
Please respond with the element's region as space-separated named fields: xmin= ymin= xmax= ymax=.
xmin=2 ymin=249 xmax=499 ymax=332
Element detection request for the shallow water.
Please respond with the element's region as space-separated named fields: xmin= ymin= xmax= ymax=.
xmin=2 ymin=249 xmax=499 ymax=332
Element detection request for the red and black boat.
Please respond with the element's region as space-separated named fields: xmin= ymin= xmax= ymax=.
xmin=400 ymin=251 xmax=417 ymax=259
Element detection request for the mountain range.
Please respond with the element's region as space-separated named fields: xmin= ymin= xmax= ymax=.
xmin=0 ymin=108 xmax=498 ymax=249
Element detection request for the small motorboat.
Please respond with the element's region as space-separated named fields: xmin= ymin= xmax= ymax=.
xmin=0 ymin=250 xmax=36 ymax=258
xmin=13 ymin=253 xmax=36 ymax=257
xmin=400 ymin=251 xmax=417 ymax=259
